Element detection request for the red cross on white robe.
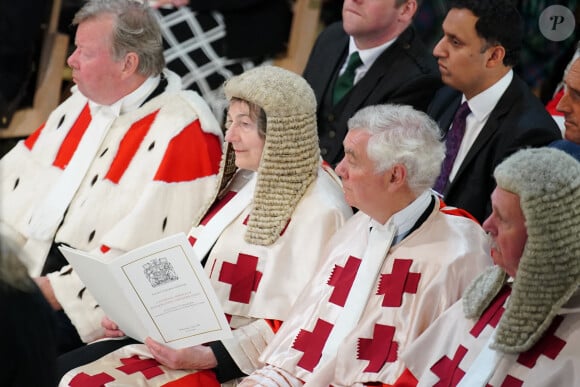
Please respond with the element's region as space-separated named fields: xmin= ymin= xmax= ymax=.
xmin=219 ymin=253 xmax=262 ymax=304
xmin=292 ymin=318 xmax=334 ymax=372
xmin=470 ymin=286 xmax=511 ymax=338
xmin=69 ymin=371 xmax=115 ymax=387
xmin=376 ymin=258 xmax=420 ymax=307
xmin=430 ymin=344 xmax=468 ymax=387
xmin=499 ymin=375 xmax=523 ymax=387
xmin=327 ymin=256 xmax=362 ymax=307
xmin=357 ymin=323 xmax=399 ymax=372
xmin=516 ymin=315 xmax=566 ymax=368
xmin=116 ymin=355 xmax=164 ymax=379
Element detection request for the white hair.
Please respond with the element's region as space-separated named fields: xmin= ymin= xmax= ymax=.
xmin=347 ymin=104 xmax=445 ymax=195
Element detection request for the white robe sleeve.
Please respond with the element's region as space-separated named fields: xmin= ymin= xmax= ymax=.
xmin=222 ymin=318 xmax=276 ymax=375
xmin=48 ymin=265 xmax=106 ymax=343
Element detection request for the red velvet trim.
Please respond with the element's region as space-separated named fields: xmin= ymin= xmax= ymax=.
xmin=545 ymin=89 xmax=564 ymax=116
xmin=105 ymin=110 xmax=158 ymax=184
xmin=23 ymin=122 xmax=46 ymax=150
xmin=153 ymin=119 xmax=222 ymax=182
xmin=264 ymin=319 xmax=284 ymax=333
xmin=438 ymin=199 xmax=479 ymax=224
xmin=53 ymin=103 xmax=92 ymax=169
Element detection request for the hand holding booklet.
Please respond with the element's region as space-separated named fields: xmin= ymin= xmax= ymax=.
xmin=59 ymin=233 xmax=232 ymax=349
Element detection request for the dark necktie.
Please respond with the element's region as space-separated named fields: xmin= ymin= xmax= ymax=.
xmin=332 ymin=51 xmax=362 ymax=105
xmin=433 ymin=101 xmax=471 ymax=193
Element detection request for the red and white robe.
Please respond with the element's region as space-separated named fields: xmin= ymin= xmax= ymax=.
xmin=399 ymin=286 xmax=580 ymax=386
xmin=59 ymin=167 xmax=353 ymax=386
xmin=0 ymin=70 xmax=223 ymax=342
xmin=249 ymin=201 xmax=492 ymax=386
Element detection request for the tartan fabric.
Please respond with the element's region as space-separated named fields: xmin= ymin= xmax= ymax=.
xmin=153 ymin=7 xmax=269 ymax=123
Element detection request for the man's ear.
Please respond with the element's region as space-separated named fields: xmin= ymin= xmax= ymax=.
xmin=386 ymin=163 xmax=407 ymax=189
xmin=399 ymin=0 xmax=418 ymax=22
xmin=121 ymin=52 xmax=140 ymax=78
xmin=486 ymin=45 xmax=506 ymax=68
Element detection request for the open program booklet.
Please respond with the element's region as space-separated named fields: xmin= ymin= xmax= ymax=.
xmin=59 ymin=233 xmax=232 ymax=349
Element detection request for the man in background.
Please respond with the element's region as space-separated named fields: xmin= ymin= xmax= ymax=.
xmin=429 ymin=0 xmax=560 ymax=223
xmin=303 ymin=0 xmax=441 ymax=166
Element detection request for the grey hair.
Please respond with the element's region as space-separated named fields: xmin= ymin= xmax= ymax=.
xmin=73 ymin=0 xmax=164 ymax=76
xmin=347 ymin=104 xmax=444 ymax=196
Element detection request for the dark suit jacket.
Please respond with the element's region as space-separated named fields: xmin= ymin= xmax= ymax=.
xmin=303 ymin=23 xmax=441 ymax=166
xmin=429 ymin=74 xmax=562 ymax=223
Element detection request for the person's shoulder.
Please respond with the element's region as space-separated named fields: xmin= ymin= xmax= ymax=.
xmin=497 ymin=76 xmax=561 ymax=134
xmin=504 ymin=74 xmax=550 ymax=110
xmin=428 ymin=200 xmax=486 ymax=237
xmin=139 ymin=87 xmax=223 ymax=138
xmin=298 ymin=167 xmax=353 ymax=216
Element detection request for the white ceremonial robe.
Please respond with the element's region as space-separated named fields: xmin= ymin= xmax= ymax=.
xmin=59 ymin=167 xmax=353 ymax=386
xmin=401 ymin=286 xmax=580 ymax=387
xmin=256 ymin=201 xmax=492 ymax=386
xmin=0 ymin=70 xmax=224 ymax=342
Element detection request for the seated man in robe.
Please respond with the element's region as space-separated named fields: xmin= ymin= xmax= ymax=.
xmin=0 ymin=0 xmax=223 ymax=353
xmin=398 ymin=148 xmax=580 ymax=386
xmin=240 ymin=104 xmax=492 ymax=386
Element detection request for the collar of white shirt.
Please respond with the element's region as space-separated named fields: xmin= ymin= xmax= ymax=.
xmin=88 ymin=74 xmax=161 ymax=117
xmin=343 ymin=36 xmax=398 ymax=83
xmin=369 ymin=190 xmax=432 ymax=245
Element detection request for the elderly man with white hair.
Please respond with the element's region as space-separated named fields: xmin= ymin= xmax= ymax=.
xmin=240 ymin=104 xmax=491 ymax=386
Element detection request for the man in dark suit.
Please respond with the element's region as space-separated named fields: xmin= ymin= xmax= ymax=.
xmin=303 ymin=0 xmax=441 ymax=166
xmin=429 ymin=0 xmax=561 ymax=224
